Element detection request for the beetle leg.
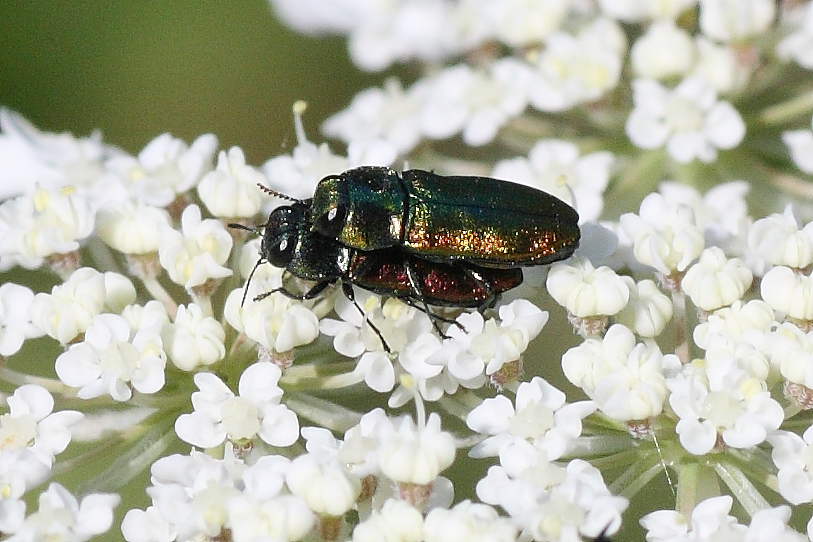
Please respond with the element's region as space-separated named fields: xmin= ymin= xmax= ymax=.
xmin=403 ymin=260 xmax=454 ymax=339
xmin=341 ymin=282 xmax=391 ymax=354
xmin=254 ymin=279 xmax=333 ymax=302
xmin=402 ymin=299 xmax=459 ymax=325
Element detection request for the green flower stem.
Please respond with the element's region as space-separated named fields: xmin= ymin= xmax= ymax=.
xmin=285 ymin=392 xmax=362 ymax=432
xmin=671 ymin=289 xmax=690 ymax=364
xmin=192 ymin=292 xmax=213 ymax=317
xmin=760 ymin=90 xmax=813 ymax=126
xmin=438 ymin=395 xmax=474 ymax=422
xmin=77 ymin=410 xmax=178 ymax=494
xmin=0 ymin=366 xmax=71 ymax=395
xmin=676 ymin=462 xmax=701 ymax=515
xmin=725 ymin=448 xmax=779 ymax=495
xmin=713 ymin=460 xmax=770 ymax=517
xmin=282 ymin=360 xmax=358 ymax=381
xmin=781 ymin=415 xmax=813 ymax=430
xmin=456 ymin=390 xmax=486 ymax=410
xmin=141 ymin=276 xmax=178 ymax=318
xmin=609 ymin=451 xmax=663 ymax=499
xmin=84 ymin=238 xmax=125 ymax=275
xmin=280 ymin=369 xmax=364 ymax=391
xmin=567 ymin=435 xmax=634 ymax=458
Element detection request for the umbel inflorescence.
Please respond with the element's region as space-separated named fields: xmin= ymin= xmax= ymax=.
xmin=2 ymin=0 xmax=813 ymax=540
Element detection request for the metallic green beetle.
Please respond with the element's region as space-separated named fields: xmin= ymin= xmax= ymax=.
xmin=309 ymin=166 xmax=580 ymax=268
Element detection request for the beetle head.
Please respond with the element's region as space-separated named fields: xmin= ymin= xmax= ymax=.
xmin=261 ymin=202 xmax=309 ymax=269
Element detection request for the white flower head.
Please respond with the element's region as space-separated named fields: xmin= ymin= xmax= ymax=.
xmin=529 ymin=18 xmax=625 ymax=112
xmin=563 ymin=324 xmax=680 ymax=421
xmin=598 ymin=0 xmax=697 ymax=22
xmin=682 ymin=247 xmax=752 ymax=311
xmin=783 ymin=116 xmax=813 ymax=175
xmin=96 ymin=200 xmax=171 ymax=255
xmin=353 ymin=498 xmax=423 ymax=542
xmin=197 ymin=146 xmax=267 ymax=219
xmin=285 ymin=427 xmax=361 ymax=516
xmin=769 ymin=426 xmax=813 ymax=505
xmin=770 ymin=322 xmax=813 ymax=388
xmin=55 ymin=313 xmax=167 ymax=401
xmin=0 ymin=283 xmax=43 ymax=357
xmin=546 ymin=256 xmax=630 ymax=318
xmin=641 ymin=495 xmax=745 ymax=541
xmin=492 ymin=139 xmax=613 ymax=223
xmin=631 ymin=21 xmax=694 ymax=80
xmin=106 ymin=133 xmax=217 ymax=207
xmin=31 ymin=267 xmax=136 ymax=344
xmin=175 ymin=362 xmax=299 ymax=449
xmin=158 ymin=204 xmax=233 ymax=288
xmin=0 ymin=185 xmax=95 ymax=269
xmin=626 ymin=77 xmax=745 ymax=163
xmin=777 ymin=3 xmax=813 ymax=70
xmin=693 ymin=299 xmax=774 ymax=350
xmin=0 ymin=385 xmax=82 ymax=477
xmin=467 ymin=377 xmax=595 ymax=461
xmin=700 ymin=0 xmax=776 ymax=42
xmin=420 ymin=59 xmax=530 ymax=147
xmin=378 ymin=412 xmax=456 ymax=485
xmin=749 ymin=206 xmax=813 ymax=269
xmin=163 ymin=303 xmax=225 ymax=371
xmin=615 ymin=278 xmax=673 ymax=338
xmin=6 ymin=483 xmax=119 ymax=542
xmin=761 ymin=266 xmax=813 ymax=321
xmin=424 ymin=500 xmax=517 ymax=542
xmin=619 ymin=193 xmax=705 ymax=275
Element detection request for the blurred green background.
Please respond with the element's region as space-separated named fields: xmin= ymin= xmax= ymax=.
xmin=0 ymin=0 xmax=379 ymax=163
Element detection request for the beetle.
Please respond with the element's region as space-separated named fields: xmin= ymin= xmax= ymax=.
xmin=230 ymin=199 xmax=523 ymax=352
xmin=307 ymin=166 xmax=580 ymax=267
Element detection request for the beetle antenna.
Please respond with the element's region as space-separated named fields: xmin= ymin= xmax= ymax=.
xmin=228 ymin=223 xmax=259 ymax=234
xmin=256 ymin=183 xmax=301 ymax=203
xmin=240 ymin=257 xmax=265 ymax=307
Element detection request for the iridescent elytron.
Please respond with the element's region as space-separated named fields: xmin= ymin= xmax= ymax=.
xmin=310 ymin=166 xmax=580 ymax=267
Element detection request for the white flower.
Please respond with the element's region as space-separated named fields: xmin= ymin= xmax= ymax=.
xmin=783 ymin=116 xmax=813 ymax=174
xmin=770 ymin=322 xmax=813 ymax=388
xmin=96 ymin=200 xmax=171 ymax=255
xmin=105 ymin=133 xmax=217 ymax=207
xmin=768 ymin=426 xmax=813 ymax=505
xmin=5 ymin=483 xmax=119 ymax=542
xmin=777 ymin=3 xmax=813 ymax=70
xmin=682 ymin=247 xmax=752 ymax=311
xmin=598 ymin=0 xmax=697 ymax=21
xmin=324 ymin=78 xmax=428 ymax=157
xmin=228 ymin=494 xmax=314 ymax=542
xmin=528 ymin=18 xmax=625 ymax=112
xmin=563 ymin=324 xmax=680 ymax=421
xmin=0 ymin=385 xmax=82 ymax=478
xmin=745 ymin=506 xmax=807 ymax=542
xmin=31 ymin=267 xmax=136 ymax=344
xmin=197 ymin=147 xmax=267 ymax=219
xmin=699 ymin=0 xmax=776 ymax=42
xmin=353 ymin=498 xmax=423 ymax=542
xmin=485 ymin=0 xmax=567 ymax=47
xmin=120 ymin=300 xmax=169 ymax=335
xmin=162 ymin=303 xmax=225 ymax=371
xmin=615 ymin=278 xmax=673 ymax=338
xmin=749 ymin=206 xmax=813 ymax=269
xmin=619 ymin=193 xmax=705 ymax=275
xmin=420 ymin=59 xmax=529 ymax=147
xmin=692 ymin=37 xmax=747 ymax=93
xmin=121 ymin=506 xmax=175 ymax=542
xmin=55 ymin=313 xmax=166 ymax=401
xmin=761 ymin=266 xmax=813 ymax=321
xmin=492 ymin=140 xmax=613 ymax=222
xmin=641 ymin=495 xmax=745 ymax=541
xmin=225 ymin=282 xmax=321 ymax=354
xmin=631 ymin=21 xmax=694 ymax=80
xmin=175 ymin=362 xmax=299 ymax=448
xmin=424 ymin=500 xmax=517 ymax=542
xmin=626 ymin=77 xmax=745 ymax=163
xmin=286 ymin=427 xmax=361 ymax=516
xmin=693 ymin=299 xmax=774 ymax=350
xmin=0 ymin=185 xmax=95 ymax=269
xmin=158 ymin=204 xmax=233 ymax=288
xmin=0 ymin=284 xmax=42 ymax=357
xmin=467 ymin=377 xmax=594 ymax=460
xmin=668 ymin=362 xmax=783 ymax=454
xmin=379 ymin=413 xmax=456 ymax=485
xmin=546 ymin=256 xmax=629 ymax=318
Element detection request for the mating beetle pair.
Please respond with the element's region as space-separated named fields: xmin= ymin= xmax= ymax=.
xmin=232 ymin=166 xmax=580 ymax=350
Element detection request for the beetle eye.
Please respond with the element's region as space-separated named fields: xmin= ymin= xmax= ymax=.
xmin=328 ymin=208 xmax=338 ymax=221
xmin=267 ymin=233 xmax=296 ymax=268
